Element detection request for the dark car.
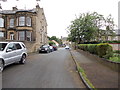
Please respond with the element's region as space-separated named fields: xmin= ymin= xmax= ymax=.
xmin=39 ymin=45 xmax=50 ymax=53
xmin=53 ymin=45 xmax=57 ymax=51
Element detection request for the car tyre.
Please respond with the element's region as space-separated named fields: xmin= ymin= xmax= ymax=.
xmin=0 ymin=60 xmax=4 ymax=72
xmin=19 ymin=55 xmax=26 ymax=64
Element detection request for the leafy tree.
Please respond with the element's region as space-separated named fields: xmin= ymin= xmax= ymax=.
xmin=48 ymin=36 xmax=62 ymax=45
xmin=67 ymin=12 xmax=115 ymax=43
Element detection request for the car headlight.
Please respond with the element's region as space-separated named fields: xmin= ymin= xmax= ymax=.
xmin=45 ymin=48 xmax=48 ymax=50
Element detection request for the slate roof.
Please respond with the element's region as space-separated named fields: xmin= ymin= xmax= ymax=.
xmin=0 ymin=8 xmax=36 ymax=14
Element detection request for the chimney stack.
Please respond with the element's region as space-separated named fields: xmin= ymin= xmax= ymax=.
xmin=12 ymin=6 xmax=18 ymax=11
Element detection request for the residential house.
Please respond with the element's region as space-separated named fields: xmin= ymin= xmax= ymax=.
xmin=0 ymin=4 xmax=48 ymax=52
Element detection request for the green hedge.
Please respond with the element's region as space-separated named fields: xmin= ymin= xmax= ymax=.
xmin=103 ymin=40 xmax=120 ymax=43
xmin=78 ymin=43 xmax=113 ymax=59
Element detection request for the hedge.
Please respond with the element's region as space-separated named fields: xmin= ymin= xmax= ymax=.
xmin=78 ymin=43 xmax=113 ymax=59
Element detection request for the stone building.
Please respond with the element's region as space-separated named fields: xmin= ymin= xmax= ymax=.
xmin=0 ymin=5 xmax=48 ymax=52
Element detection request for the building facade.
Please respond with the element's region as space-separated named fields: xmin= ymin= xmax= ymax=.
xmin=0 ymin=5 xmax=48 ymax=52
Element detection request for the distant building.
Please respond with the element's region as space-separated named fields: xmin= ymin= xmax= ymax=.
xmin=52 ymin=40 xmax=59 ymax=46
xmin=0 ymin=5 xmax=48 ymax=52
xmin=61 ymin=37 xmax=69 ymax=45
xmin=108 ymin=29 xmax=120 ymax=41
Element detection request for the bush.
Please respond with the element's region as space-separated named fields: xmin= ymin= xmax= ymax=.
xmin=109 ymin=57 xmax=120 ymax=62
xmin=78 ymin=43 xmax=113 ymax=59
xmin=96 ymin=43 xmax=113 ymax=58
xmin=113 ymin=50 xmax=120 ymax=54
xmin=48 ymin=41 xmax=55 ymax=46
xmin=103 ymin=40 xmax=120 ymax=43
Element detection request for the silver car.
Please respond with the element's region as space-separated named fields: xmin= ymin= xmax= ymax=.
xmin=0 ymin=42 xmax=27 ymax=72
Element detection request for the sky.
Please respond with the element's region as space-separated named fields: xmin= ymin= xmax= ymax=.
xmin=0 ymin=0 xmax=119 ymax=38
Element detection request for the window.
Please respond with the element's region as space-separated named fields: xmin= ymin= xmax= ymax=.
xmin=10 ymin=19 xmax=14 ymax=27
xmin=0 ymin=32 xmax=4 ymax=37
xmin=26 ymin=31 xmax=31 ymax=41
xmin=15 ymin=43 xmax=22 ymax=49
xmin=22 ymin=44 xmax=26 ymax=48
xmin=0 ymin=18 xmax=4 ymax=27
xmin=26 ymin=17 xmax=31 ymax=26
xmin=19 ymin=16 xmax=25 ymax=26
xmin=7 ymin=43 xmax=16 ymax=51
xmin=0 ymin=43 xmax=7 ymax=51
xmin=18 ymin=31 xmax=25 ymax=41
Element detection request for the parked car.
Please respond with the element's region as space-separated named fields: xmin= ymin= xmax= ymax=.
xmin=52 ymin=45 xmax=57 ymax=51
xmin=65 ymin=45 xmax=70 ymax=49
xmin=0 ymin=42 xmax=27 ymax=72
xmin=39 ymin=45 xmax=50 ymax=53
xmin=49 ymin=45 xmax=54 ymax=52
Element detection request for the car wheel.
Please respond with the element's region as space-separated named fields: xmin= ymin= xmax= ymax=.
xmin=19 ymin=55 xmax=26 ymax=64
xmin=0 ymin=60 xmax=4 ymax=72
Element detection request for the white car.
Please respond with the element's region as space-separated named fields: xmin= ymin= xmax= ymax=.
xmin=0 ymin=42 xmax=27 ymax=72
xmin=65 ymin=45 xmax=70 ymax=49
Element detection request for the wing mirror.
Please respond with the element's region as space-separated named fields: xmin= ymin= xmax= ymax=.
xmin=6 ymin=49 xmax=12 ymax=52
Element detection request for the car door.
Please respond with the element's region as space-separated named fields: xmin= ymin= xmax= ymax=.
xmin=14 ymin=43 xmax=23 ymax=61
xmin=4 ymin=43 xmax=17 ymax=65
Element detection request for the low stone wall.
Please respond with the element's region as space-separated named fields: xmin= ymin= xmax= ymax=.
xmin=23 ymin=41 xmax=41 ymax=53
xmin=77 ymin=49 xmax=120 ymax=72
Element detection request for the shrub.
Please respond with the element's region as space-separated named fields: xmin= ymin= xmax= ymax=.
xmin=78 ymin=43 xmax=113 ymax=59
xmin=49 ymin=41 xmax=55 ymax=46
xmin=113 ymin=50 xmax=120 ymax=54
xmin=96 ymin=43 xmax=113 ymax=58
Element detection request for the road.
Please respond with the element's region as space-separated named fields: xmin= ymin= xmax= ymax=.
xmin=3 ymin=48 xmax=85 ymax=88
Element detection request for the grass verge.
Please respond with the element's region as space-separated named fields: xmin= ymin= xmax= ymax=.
xmin=76 ymin=61 xmax=97 ymax=90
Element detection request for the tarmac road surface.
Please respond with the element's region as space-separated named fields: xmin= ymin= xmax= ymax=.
xmin=2 ymin=48 xmax=85 ymax=88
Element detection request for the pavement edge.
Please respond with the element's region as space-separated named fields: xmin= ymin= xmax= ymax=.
xmin=69 ymin=49 xmax=95 ymax=90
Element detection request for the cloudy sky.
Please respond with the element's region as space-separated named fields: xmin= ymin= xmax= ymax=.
xmin=0 ymin=0 xmax=119 ymax=38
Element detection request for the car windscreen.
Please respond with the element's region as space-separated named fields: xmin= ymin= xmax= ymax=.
xmin=0 ymin=43 xmax=7 ymax=51
xmin=42 ymin=46 xmax=48 ymax=48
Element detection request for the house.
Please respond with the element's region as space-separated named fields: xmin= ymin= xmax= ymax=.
xmin=0 ymin=4 xmax=48 ymax=52
xmin=51 ymin=40 xmax=59 ymax=46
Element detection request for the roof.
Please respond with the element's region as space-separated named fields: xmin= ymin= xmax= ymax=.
xmin=0 ymin=8 xmax=37 ymax=14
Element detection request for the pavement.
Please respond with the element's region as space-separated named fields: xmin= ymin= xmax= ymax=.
xmin=70 ymin=49 xmax=119 ymax=88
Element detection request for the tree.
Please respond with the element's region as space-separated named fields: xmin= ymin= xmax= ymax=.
xmin=104 ymin=14 xmax=116 ymax=41
xmin=67 ymin=12 xmax=115 ymax=43
xmin=48 ymin=36 xmax=62 ymax=45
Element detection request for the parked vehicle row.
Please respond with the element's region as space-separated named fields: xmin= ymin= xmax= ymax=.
xmin=0 ymin=42 xmax=27 ymax=72
xmin=38 ymin=45 xmax=58 ymax=53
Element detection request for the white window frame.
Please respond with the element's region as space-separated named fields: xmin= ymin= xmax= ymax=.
xmin=0 ymin=18 xmax=4 ymax=27
xmin=19 ymin=16 xmax=25 ymax=26
xmin=10 ymin=19 xmax=14 ymax=28
xmin=26 ymin=17 xmax=31 ymax=26
xmin=18 ymin=31 xmax=25 ymax=41
xmin=26 ymin=31 xmax=31 ymax=41
xmin=0 ymin=32 xmax=4 ymax=37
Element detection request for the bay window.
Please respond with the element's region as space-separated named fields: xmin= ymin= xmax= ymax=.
xmin=17 ymin=16 xmax=31 ymax=26
xmin=18 ymin=31 xmax=25 ymax=41
xmin=18 ymin=31 xmax=32 ymax=41
xmin=19 ymin=16 xmax=25 ymax=26
xmin=26 ymin=17 xmax=31 ymax=26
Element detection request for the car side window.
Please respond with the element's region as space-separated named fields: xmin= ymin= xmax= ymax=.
xmin=15 ymin=43 xmax=22 ymax=50
xmin=7 ymin=43 xmax=16 ymax=51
